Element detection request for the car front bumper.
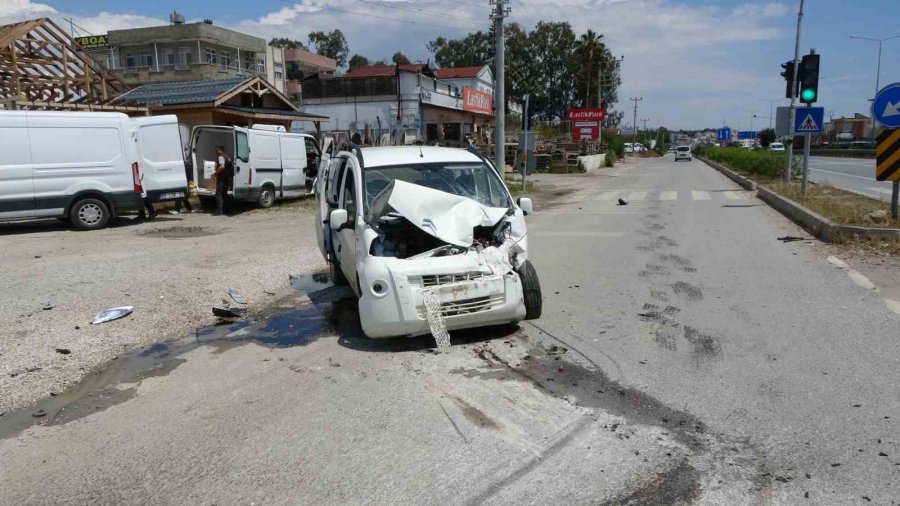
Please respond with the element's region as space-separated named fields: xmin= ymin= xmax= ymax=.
xmin=356 ymin=254 xmax=527 ymax=339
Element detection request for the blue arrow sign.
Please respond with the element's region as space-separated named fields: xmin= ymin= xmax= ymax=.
xmin=873 ymin=82 xmax=900 ymax=129
xmin=794 ymin=107 xmax=824 ymax=134
xmin=737 ymin=131 xmax=758 ymax=140
xmin=717 ymin=128 xmax=731 ymax=141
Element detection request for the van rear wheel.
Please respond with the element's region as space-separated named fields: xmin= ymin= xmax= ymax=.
xmin=70 ymin=198 xmax=110 ymax=231
xmin=258 ymin=186 xmax=275 ymax=208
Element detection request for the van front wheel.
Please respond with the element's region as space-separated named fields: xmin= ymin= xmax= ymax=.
xmin=70 ymin=198 xmax=110 ymax=231
xmin=257 ymin=186 xmax=275 ymax=208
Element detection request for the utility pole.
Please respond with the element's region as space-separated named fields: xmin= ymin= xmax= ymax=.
xmin=630 ymin=96 xmax=642 ymax=156
xmin=491 ymin=0 xmax=510 ymax=172
xmin=785 ymin=0 xmax=805 ymax=183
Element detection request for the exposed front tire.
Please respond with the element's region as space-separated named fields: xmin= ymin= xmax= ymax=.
xmin=69 ymin=198 xmax=110 ymax=231
xmin=518 ymin=260 xmax=542 ymax=320
xmin=257 ymin=185 xmax=275 ymax=208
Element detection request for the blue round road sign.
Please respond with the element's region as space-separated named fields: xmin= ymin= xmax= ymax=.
xmin=872 ymin=82 xmax=900 ymax=129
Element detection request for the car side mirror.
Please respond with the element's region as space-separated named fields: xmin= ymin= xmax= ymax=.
xmin=518 ymin=197 xmax=533 ymax=215
xmin=329 ymin=208 xmax=349 ymax=231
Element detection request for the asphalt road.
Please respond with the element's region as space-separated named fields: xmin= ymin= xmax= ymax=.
xmin=807 ymin=156 xmax=896 ymax=201
xmin=1 ymin=156 xmax=899 ymax=504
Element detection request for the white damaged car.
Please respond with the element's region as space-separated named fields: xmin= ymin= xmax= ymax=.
xmin=314 ymin=146 xmax=542 ymax=339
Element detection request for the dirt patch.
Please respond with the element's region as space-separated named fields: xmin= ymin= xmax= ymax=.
xmin=138 ymin=225 xmax=219 ymax=239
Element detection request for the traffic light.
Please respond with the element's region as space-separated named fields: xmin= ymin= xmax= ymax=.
xmin=798 ymin=52 xmax=820 ymax=104
xmin=780 ymin=60 xmax=798 ymax=99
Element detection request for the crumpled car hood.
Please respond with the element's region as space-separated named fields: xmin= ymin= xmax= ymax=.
xmin=367 ymin=180 xmax=509 ymax=247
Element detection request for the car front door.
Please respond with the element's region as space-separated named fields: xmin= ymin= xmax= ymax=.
xmin=338 ymin=161 xmax=360 ymax=294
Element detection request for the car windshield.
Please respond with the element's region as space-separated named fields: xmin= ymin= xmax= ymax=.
xmin=677 ymin=147 xmax=690 ymax=152
xmin=363 ymin=161 xmax=512 ymax=210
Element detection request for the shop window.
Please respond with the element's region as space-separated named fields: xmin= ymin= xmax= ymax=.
xmin=205 ymin=48 xmax=216 ymax=64
xmin=442 ymin=123 xmax=461 ymax=141
xmin=139 ymin=50 xmax=153 ymax=67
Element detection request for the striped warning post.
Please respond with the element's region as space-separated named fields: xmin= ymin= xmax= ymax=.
xmin=876 ymin=129 xmax=900 ymax=182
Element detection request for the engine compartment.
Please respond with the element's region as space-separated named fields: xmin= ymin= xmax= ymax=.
xmin=369 ymin=212 xmax=511 ymax=259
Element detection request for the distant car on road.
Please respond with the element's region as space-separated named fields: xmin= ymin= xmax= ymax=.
xmin=769 ymin=142 xmax=785 ymax=152
xmin=674 ymin=146 xmax=692 ymax=162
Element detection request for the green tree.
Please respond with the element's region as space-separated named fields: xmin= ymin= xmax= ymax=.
xmin=269 ymin=37 xmax=306 ymax=49
xmin=759 ymin=128 xmax=776 ymax=148
xmin=391 ymin=52 xmax=411 ymax=65
xmin=348 ymin=54 xmax=369 ymax=71
xmin=525 ymin=21 xmax=578 ymax=120
xmin=573 ymin=30 xmax=604 ymax=108
xmin=427 ymin=31 xmax=494 ymax=68
xmin=308 ymin=29 xmax=349 ymax=67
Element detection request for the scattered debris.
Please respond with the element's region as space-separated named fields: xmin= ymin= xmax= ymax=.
xmin=91 ymin=306 xmax=134 ymax=325
xmin=34 ymin=255 xmax=41 ymax=259
xmin=777 ymin=236 xmax=805 ymax=243
xmin=264 ymin=290 xmax=276 ymax=296
xmin=618 ymin=198 xmax=629 ymax=206
xmin=865 ymin=209 xmax=888 ymax=223
xmin=228 ymin=288 xmax=248 ymax=305
xmin=42 ymin=303 xmax=54 ymax=311
xmin=32 ymin=409 xmax=47 ymax=418
xmin=212 ymin=306 xmax=245 ymax=319
xmin=54 ymin=348 xmax=71 ymax=355
xmin=547 ymin=345 xmax=568 ymax=356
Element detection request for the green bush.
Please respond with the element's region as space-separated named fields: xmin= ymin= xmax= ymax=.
xmin=604 ymin=150 xmax=615 ymax=167
xmin=703 ymin=146 xmax=790 ymax=179
xmin=604 ymin=133 xmax=625 ymax=158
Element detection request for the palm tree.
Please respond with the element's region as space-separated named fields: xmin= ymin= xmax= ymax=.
xmin=575 ymin=30 xmax=604 ymax=108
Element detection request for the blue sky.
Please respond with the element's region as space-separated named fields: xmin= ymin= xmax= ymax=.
xmin=2 ymin=0 xmax=898 ymax=130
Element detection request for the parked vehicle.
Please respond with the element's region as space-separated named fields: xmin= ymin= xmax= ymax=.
xmin=314 ymin=146 xmax=541 ymax=339
xmin=769 ymin=142 xmax=785 ymax=152
xmin=189 ymin=124 xmax=325 ymax=208
xmin=0 ymin=111 xmax=187 ymax=230
xmin=674 ymin=145 xmax=692 ymax=162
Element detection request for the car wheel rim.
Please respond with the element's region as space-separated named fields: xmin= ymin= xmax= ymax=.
xmin=79 ymin=204 xmax=102 ymax=225
xmin=263 ymin=191 xmax=273 ymax=205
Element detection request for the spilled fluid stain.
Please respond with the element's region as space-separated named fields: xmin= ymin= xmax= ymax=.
xmin=450 ymin=395 xmax=500 ymax=430
xmin=601 ymin=459 xmax=701 ymax=506
xmin=0 ymin=272 xmax=354 ymax=440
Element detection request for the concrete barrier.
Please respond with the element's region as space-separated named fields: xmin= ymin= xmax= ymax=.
xmin=698 ymin=157 xmax=757 ymax=191
xmin=578 ymin=154 xmax=606 ymax=171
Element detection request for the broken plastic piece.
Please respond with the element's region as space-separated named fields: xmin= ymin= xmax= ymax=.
xmin=228 ymin=288 xmax=248 ymax=305
xmin=212 ymin=306 xmax=244 ymax=319
xmin=618 ymin=198 xmax=628 ymax=206
xmin=777 ymin=236 xmax=804 ymax=243
xmin=422 ymin=290 xmax=451 ymax=349
xmin=91 ymin=306 xmax=133 ymax=325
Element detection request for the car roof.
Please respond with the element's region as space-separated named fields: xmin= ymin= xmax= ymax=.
xmin=352 ymin=146 xmax=483 ymax=168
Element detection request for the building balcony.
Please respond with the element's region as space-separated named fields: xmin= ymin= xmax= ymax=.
xmin=114 ymin=62 xmax=265 ymax=85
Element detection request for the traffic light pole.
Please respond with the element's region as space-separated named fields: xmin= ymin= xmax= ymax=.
xmin=802 ymin=133 xmax=811 ymax=195
xmin=492 ymin=0 xmax=508 ymax=174
xmin=785 ymin=0 xmax=805 ymax=183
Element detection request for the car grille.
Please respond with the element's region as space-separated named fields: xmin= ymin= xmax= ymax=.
xmin=413 ymin=272 xmax=487 ymax=288
xmin=416 ymin=295 xmax=505 ymax=319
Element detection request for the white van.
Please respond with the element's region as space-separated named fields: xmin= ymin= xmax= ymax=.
xmin=0 ymin=111 xmax=187 ymax=230
xmin=189 ymin=124 xmax=325 ymax=208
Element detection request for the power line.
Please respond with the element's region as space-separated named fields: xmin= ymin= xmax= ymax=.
xmin=304 ymin=2 xmax=481 ymax=30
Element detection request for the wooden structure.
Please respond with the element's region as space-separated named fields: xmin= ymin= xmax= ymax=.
xmin=0 ymin=17 xmax=145 ymax=112
xmin=112 ymin=75 xmax=328 ymax=134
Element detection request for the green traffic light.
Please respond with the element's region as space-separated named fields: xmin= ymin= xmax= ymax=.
xmin=801 ymin=88 xmax=816 ymax=102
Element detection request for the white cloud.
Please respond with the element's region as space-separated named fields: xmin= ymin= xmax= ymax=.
xmin=0 ymin=0 xmax=55 ymax=16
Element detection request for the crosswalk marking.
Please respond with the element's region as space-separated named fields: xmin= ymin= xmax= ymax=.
xmin=596 ymin=191 xmax=620 ymax=201
xmin=627 ymin=191 xmax=648 ymax=201
xmin=691 ymin=191 xmax=712 ymax=201
xmin=723 ymin=191 xmax=747 ymax=200
xmin=659 ymin=191 xmax=678 ymax=201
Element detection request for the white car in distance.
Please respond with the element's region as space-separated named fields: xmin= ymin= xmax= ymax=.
xmin=769 ymin=142 xmax=785 ymax=152
xmin=674 ymin=145 xmax=692 ymax=162
xmin=314 ymin=146 xmax=542 ymax=339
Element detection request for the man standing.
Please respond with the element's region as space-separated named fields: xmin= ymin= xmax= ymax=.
xmin=212 ymin=145 xmax=232 ymax=216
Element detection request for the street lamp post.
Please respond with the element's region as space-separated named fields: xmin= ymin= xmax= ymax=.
xmin=758 ymin=99 xmax=777 ymax=130
xmin=849 ymin=33 xmax=900 ymax=140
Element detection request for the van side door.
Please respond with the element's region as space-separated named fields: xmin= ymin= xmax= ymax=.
xmin=337 ymin=160 xmax=361 ymax=293
xmin=232 ymin=127 xmax=252 ymax=200
xmin=303 ymin=136 xmax=322 ymax=194
xmin=0 ymin=113 xmax=35 ymax=219
xmin=279 ymin=135 xmax=306 ymax=199
xmin=247 ymin=128 xmax=283 ymax=201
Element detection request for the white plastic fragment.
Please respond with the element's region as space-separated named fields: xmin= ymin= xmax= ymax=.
xmin=91 ymin=306 xmax=134 ymax=325
xmin=228 ymin=288 xmax=248 ymax=305
xmin=422 ymin=290 xmax=451 ymax=349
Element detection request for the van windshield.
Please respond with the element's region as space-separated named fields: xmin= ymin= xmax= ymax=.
xmin=364 ymin=162 xmax=512 ymax=210
xmin=677 ymin=146 xmax=690 ymax=152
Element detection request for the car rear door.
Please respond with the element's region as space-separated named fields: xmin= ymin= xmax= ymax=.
xmin=0 ymin=112 xmax=35 ymax=219
xmin=133 ymin=115 xmax=187 ymax=202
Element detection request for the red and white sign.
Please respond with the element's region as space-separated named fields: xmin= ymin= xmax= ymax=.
xmin=462 ymin=87 xmax=493 ymax=116
xmin=567 ymin=108 xmax=606 ymax=141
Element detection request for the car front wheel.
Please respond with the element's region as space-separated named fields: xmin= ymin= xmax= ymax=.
xmin=518 ymin=260 xmax=542 ymax=320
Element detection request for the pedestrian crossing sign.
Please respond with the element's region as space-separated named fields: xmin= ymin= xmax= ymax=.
xmin=794 ymin=106 xmax=824 ymax=134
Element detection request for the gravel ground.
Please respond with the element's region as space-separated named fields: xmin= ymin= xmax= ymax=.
xmin=0 ymin=201 xmax=325 ymax=413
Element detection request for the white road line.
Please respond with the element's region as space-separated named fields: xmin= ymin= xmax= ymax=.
xmin=659 ymin=191 xmax=678 ymax=201
xmin=847 ymin=270 xmax=878 ymax=291
xmin=596 ymin=191 xmax=621 ymax=201
xmin=723 ymin=191 xmax=747 ymax=200
xmin=808 ymin=168 xmax=876 ymax=181
xmin=886 ymin=299 xmax=900 ymax=317
xmin=530 ymin=231 xmax=626 ymax=238
xmin=691 ymin=191 xmax=712 ymax=201
xmin=827 ymin=256 xmax=849 ymax=269
xmin=628 ymin=191 xmax=648 ymax=201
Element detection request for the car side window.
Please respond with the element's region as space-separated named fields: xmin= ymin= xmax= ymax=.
xmin=341 ymin=169 xmax=357 ymax=222
xmin=327 ymin=158 xmax=346 ymax=205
